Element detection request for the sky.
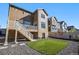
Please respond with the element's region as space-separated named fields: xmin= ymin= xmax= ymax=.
xmin=0 ymin=3 xmax=79 ymax=29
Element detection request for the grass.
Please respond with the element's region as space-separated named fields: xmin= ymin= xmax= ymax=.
xmin=27 ymin=38 xmax=69 ymax=55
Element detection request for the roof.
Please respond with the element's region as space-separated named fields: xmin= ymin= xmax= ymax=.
xmin=59 ymin=21 xmax=64 ymax=24
xmin=52 ymin=16 xmax=58 ymax=21
xmin=34 ymin=9 xmax=48 ymax=16
xmin=9 ymin=4 xmax=48 ymax=16
xmin=9 ymin=4 xmax=32 ymax=14
xmin=48 ymin=16 xmax=58 ymax=23
xmin=67 ymin=26 xmax=75 ymax=30
xmin=42 ymin=9 xmax=48 ymax=16
xmin=59 ymin=21 xmax=67 ymax=25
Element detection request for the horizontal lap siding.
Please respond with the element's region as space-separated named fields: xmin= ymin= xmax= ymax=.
xmin=8 ymin=6 xmax=32 ymax=40
xmin=8 ymin=6 xmax=31 ymax=29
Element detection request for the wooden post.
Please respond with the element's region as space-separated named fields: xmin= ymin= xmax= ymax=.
xmin=4 ymin=28 xmax=8 ymax=45
xmin=14 ymin=8 xmax=18 ymax=44
xmin=15 ymin=24 xmax=18 ymax=44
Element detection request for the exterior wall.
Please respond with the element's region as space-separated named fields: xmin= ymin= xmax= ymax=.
xmin=49 ymin=17 xmax=59 ymax=32
xmin=37 ymin=9 xmax=48 ymax=38
xmin=32 ymin=12 xmax=38 ymax=26
xmin=60 ymin=22 xmax=68 ymax=32
xmin=51 ymin=17 xmax=58 ymax=25
xmin=57 ymin=22 xmax=60 ymax=30
xmin=57 ymin=22 xmax=61 ymax=32
xmin=7 ymin=5 xmax=49 ymax=40
xmin=7 ymin=5 xmax=32 ymax=41
xmin=8 ymin=6 xmax=31 ymax=29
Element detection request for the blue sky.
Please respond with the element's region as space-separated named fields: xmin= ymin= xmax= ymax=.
xmin=0 ymin=3 xmax=79 ymax=29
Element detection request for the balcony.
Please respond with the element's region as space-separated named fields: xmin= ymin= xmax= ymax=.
xmin=23 ymin=25 xmax=38 ymax=32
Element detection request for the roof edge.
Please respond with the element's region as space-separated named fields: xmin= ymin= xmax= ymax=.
xmin=9 ymin=4 xmax=32 ymax=14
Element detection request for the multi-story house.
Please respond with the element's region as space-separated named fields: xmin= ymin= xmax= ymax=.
xmin=59 ymin=21 xmax=68 ymax=32
xmin=4 ymin=4 xmax=68 ymax=45
xmin=48 ymin=16 xmax=60 ymax=33
xmin=67 ymin=26 xmax=75 ymax=31
xmin=48 ymin=17 xmax=68 ymax=33
xmin=4 ymin=4 xmax=48 ymax=45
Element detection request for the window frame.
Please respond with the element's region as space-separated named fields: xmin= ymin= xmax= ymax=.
xmin=41 ymin=22 xmax=46 ymax=29
xmin=51 ymin=25 xmax=56 ymax=30
xmin=41 ymin=14 xmax=45 ymax=19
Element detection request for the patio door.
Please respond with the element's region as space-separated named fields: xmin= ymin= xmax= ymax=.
xmin=42 ymin=33 xmax=45 ymax=38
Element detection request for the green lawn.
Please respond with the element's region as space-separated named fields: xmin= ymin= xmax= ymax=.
xmin=27 ymin=38 xmax=69 ymax=55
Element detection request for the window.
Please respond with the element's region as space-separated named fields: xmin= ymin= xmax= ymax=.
xmin=41 ymin=14 xmax=45 ymax=19
xmin=52 ymin=25 xmax=56 ymax=30
xmin=41 ymin=22 xmax=45 ymax=28
xmin=23 ymin=19 xmax=31 ymax=25
xmin=51 ymin=25 xmax=57 ymax=32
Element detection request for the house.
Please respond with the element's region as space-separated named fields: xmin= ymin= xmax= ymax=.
xmin=48 ymin=16 xmax=60 ymax=32
xmin=67 ymin=26 xmax=78 ymax=33
xmin=4 ymin=4 xmax=48 ymax=45
xmin=48 ymin=17 xmax=68 ymax=37
xmin=67 ymin=26 xmax=75 ymax=31
xmin=59 ymin=21 xmax=68 ymax=32
xmin=4 ymin=4 xmax=69 ymax=45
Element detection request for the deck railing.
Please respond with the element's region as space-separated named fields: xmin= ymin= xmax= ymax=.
xmin=15 ymin=21 xmax=33 ymax=40
xmin=22 ymin=24 xmax=38 ymax=30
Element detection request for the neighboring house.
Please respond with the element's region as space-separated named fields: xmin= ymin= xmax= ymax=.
xmin=48 ymin=16 xmax=63 ymax=33
xmin=67 ymin=26 xmax=77 ymax=33
xmin=48 ymin=16 xmax=68 ymax=35
xmin=67 ymin=26 xmax=74 ymax=30
xmin=59 ymin=21 xmax=68 ymax=32
xmin=57 ymin=22 xmax=61 ymax=32
xmin=4 ymin=4 xmax=48 ymax=45
xmin=48 ymin=16 xmax=59 ymax=32
xmin=67 ymin=26 xmax=75 ymax=31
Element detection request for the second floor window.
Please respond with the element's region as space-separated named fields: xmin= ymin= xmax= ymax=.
xmin=52 ymin=25 xmax=56 ymax=30
xmin=41 ymin=14 xmax=45 ymax=19
xmin=23 ymin=19 xmax=31 ymax=25
xmin=41 ymin=22 xmax=45 ymax=28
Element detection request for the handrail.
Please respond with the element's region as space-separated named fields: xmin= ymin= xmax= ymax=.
xmin=15 ymin=21 xmax=33 ymax=39
xmin=22 ymin=24 xmax=38 ymax=30
xmin=9 ymin=20 xmax=37 ymax=30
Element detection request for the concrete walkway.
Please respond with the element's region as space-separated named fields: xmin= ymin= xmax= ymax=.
xmin=0 ymin=42 xmax=41 ymax=55
xmin=58 ymin=41 xmax=79 ymax=55
xmin=0 ymin=41 xmax=78 ymax=55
